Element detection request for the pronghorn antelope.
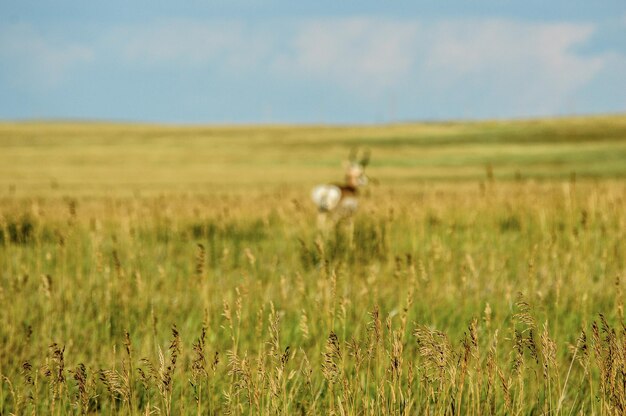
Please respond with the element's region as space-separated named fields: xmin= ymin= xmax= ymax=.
xmin=311 ymin=149 xmax=370 ymax=227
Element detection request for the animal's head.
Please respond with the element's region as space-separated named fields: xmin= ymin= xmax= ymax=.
xmin=345 ymin=148 xmax=370 ymax=188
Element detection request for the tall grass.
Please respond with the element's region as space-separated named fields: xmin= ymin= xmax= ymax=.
xmin=0 ymin=178 xmax=624 ymax=414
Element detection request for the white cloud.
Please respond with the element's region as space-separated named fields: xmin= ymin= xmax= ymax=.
xmin=0 ymin=17 xmax=618 ymax=118
xmin=0 ymin=24 xmax=94 ymax=89
xmin=274 ymin=18 xmax=419 ymax=91
xmin=104 ymin=19 xmax=272 ymax=70
xmin=270 ymin=17 xmax=608 ymax=114
xmin=421 ymin=19 xmax=607 ymax=114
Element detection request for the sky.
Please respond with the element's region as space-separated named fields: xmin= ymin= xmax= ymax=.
xmin=1 ymin=1 xmax=625 ymax=124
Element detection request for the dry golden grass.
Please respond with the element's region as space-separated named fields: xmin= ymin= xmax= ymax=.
xmin=0 ymin=117 xmax=625 ymax=414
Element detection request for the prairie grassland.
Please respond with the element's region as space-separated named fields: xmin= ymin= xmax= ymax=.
xmin=0 ymin=117 xmax=625 ymax=415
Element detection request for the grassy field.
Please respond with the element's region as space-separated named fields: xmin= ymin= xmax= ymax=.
xmin=0 ymin=116 xmax=625 ymax=415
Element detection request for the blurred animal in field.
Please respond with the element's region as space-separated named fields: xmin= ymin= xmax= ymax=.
xmin=311 ymin=149 xmax=370 ymax=227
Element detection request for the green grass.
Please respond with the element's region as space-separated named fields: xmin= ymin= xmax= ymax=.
xmin=0 ymin=115 xmax=625 ymax=415
xmin=1 ymin=115 xmax=625 ymax=196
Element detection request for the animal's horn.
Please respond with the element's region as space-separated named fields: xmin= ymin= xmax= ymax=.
xmin=348 ymin=147 xmax=358 ymax=163
xmin=360 ymin=149 xmax=371 ymax=167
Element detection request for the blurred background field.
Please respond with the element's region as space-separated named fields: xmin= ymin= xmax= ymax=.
xmin=1 ymin=115 xmax=626 ymax=197
xmin=0 ymin=116 xmax=625 ymax=415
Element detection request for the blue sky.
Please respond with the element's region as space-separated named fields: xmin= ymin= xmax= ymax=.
xmin=1 ymin=1 xmax=625 ymax=124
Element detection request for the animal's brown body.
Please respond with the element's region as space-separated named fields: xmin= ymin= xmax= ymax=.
xmin=311 ymin=150 xmax=370 ymax=226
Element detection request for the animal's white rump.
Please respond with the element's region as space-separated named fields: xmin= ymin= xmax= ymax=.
xmin=311 ymin=184 xmax=342 ymax=212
